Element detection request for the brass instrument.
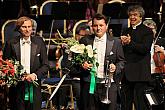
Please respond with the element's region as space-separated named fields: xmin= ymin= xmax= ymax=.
xmin=101 ymin=60 xmax=112 ymax=104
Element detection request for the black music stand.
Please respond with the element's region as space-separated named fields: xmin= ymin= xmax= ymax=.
xmin=68 ymin=2 xmax=87 ymax=20
xmin=1 ymin=0 xmax=20 ymax=19
xmin=102 ymin=2 xmax=140 ymax=19
xmin=43 ymin=2 xmax=87 ymax=20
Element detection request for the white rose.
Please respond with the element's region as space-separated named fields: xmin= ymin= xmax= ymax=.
xmin=86 ymin=45 xmax=93 ymax=58
xmin=70 ymin=44 xmax=85 ymax=53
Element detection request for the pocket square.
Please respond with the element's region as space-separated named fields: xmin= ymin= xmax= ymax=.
xmin=37 ymin=54 xmax=40 ymax=56
xmin=110 ymin=51 xmax=114 ymax=55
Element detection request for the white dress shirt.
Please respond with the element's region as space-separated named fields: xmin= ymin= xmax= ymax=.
xmin=20 ymin=37 xmax=31 ymax=73
xmin=93 ymin=33 xmax=106 ymax=79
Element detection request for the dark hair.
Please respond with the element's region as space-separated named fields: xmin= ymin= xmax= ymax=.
xmin=92 ymin=13 xmax=108 ymax=25
xmin=127 ymin=5 xmax=145 ymax=17
xmin=76 ymin=23 xmax=90 ymax=34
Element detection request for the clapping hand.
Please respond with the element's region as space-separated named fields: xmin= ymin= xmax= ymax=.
xmin=120 ymin=34 xmax=131 ymax=45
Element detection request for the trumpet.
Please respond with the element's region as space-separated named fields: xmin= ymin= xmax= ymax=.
xmin=101 ymin=60 xmax=113 ymax=104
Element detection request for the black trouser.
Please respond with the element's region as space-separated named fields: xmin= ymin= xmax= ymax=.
xmin=121 ymin=80 xmax=149 ymax=110
xmin=80 ymin=82 xmax=117 ymax=110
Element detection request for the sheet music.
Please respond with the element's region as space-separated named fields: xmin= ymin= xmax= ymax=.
xmin=145 ymin=94 xmax=155 ymax=105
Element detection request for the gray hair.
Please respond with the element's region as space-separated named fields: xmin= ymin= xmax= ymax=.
xmin=128 ymin=5 xmax=145 ymax=17
xmin=143 ymin=19 xmax=157 ymax=30
xmin=143 ymin=19 xmax=157 ymax=36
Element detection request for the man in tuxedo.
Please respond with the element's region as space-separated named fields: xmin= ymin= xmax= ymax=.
xmin=79 ymin=13 xmax=125 ymax=110
xmin=3 ymin=16 xmax=49 ymax=110
xmin=120 ymin=5 xmax=154 ymax=110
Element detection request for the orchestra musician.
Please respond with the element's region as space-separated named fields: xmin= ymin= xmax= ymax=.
xmin=143 ymin=19 xmax=165 ymax=75
xmin=3 ymin=16 xmax=49 ymax=110
xmin=79 ymin=13 xmax=125 ymax=110
xmin=143 ymin=18 xmax=165 ymax=110
xmin=61 ymin=13 xmax=125 ymax=110
xmin=120 ymin=5 xmax=154 ymax=110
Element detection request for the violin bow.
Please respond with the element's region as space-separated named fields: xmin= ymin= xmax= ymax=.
xmin=153 ymin=23 xmax=165 ymax=45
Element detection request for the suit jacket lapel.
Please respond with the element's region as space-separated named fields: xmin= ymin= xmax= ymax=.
xmin=105 ymin=34 xmax=114 ymax=60
xmin=31 ymin=41 xmax=37 ymax=68
xmin=13 ymin=39 xmax=21 ymax=61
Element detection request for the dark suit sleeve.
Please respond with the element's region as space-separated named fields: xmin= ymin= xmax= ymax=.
xmin=115 ymin=39 xmax=125 ymax=75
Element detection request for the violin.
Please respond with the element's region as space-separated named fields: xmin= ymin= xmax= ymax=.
xmin=153 ymin=51 xmax=165 ymax=73
xmin=153 ymin=24 xmax=165 ymax=73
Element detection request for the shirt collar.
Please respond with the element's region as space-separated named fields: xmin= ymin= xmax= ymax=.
xmin=94 ymin=33 xmax=107 ymax=42
xmin=132 ymin=21 xmax=142 ymax=29
xmin=21 ymin=37 xmax=31 ymax=45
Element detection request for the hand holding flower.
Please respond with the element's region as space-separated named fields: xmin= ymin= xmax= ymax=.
xmin=22 ymin=72 xmax=39 ymax=86
xmin=82 ymin=61 xmax=93 ymax=70
xmin=25 ymin=73 xmax=36 ymax=82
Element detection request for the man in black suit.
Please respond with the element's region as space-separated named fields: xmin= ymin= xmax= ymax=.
xmin=120 ymin=5 xmax=154 ymax=110
xmin=3 ymin=16 xmax=49 ymax=110
xmin=78 ymin=13 xmax=125 ymax=110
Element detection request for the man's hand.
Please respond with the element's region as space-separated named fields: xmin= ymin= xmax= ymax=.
xmin=82 ymin=61 xmax=93 ymax=70
xmin=109 ymin=63 xmax=116 ymax=73
xmin=25 ymin=73 xmax=37 ymax=82
xmin=120 ymin=34 xmax=131 ymax=45
xmin=154 ymin=45 xmax=165 ymax=54
xmin=108 ymin=63 xmax=116 ymax=78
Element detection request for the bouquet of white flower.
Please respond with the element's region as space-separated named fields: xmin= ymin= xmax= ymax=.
xmin=70 ymin=44 xmax=99 ymax=94
xmin=70 ymin=44 xmax=98 ymax=66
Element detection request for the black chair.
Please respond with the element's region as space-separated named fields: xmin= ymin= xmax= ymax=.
xmin=1 ymin=20 xmax=20 ymax=47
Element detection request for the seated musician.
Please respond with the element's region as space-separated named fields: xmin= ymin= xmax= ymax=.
xmin=143 ymin=19 xmax=165 ymax=83
xmin=143 ymin=19 xmax=165 ymax=109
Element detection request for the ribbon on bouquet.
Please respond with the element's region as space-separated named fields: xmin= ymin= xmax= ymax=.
xmin=89 ymin=64 xmax=97 ymax=94
xmin=24 ymin=82 xmax=33 ymax=103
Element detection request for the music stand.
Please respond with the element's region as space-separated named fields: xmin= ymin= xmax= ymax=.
xmin=103 ymin=2 xmax=141 ymax=19
xmin=109 ymin=24 xmax=122 ymax=37
xmin=68 ymin=2 xmax=87 ymax=20
xmin=42 ymin=1 xmax=87 ymax=20
xmin=1 ymin=0 xmax=20 ymax=19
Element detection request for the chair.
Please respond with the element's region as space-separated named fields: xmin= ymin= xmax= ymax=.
xmin=40 ymin=0 xmax=66 ymax=34
xmin=1 ymin=20 xmax=20 ymax=47
xmin=108 ymin=0 xmax=126 ymax=4
xmin=41 ymin=68 xmax=75 ymax=109
xmin=40 ymin=1 xmax=75 ymax=106
xmin=40 ymin=0 xmax=58 ymax=15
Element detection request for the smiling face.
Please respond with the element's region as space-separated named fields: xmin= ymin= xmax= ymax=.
xmin=19 ymin=20 xmax=33 ymax=39
xmin=128 ymin=11 xmax=142 ymax=26
xmin=92 ymin=18 xmax=107 ymax=38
